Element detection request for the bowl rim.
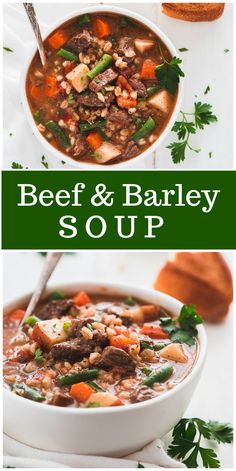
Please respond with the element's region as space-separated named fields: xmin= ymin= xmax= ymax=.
xmin=3 ymin=281 xmax=207 ymax=415
xmin=20 ymin=4 xmax=184 ymax=169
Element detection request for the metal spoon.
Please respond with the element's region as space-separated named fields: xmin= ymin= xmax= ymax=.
xmin=19 ymin=252 xmax=63 ymax=327
xmin=23 ymin=3 xmax=47 ymax=67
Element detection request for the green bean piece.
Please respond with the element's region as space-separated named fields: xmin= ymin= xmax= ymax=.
xmin=78 ymin=14 xmax=90 ymax=26
xmin=131 ymin=117 xmax=155 ymax=142
xmin=153 ymin=343 xmax=166 ymax=351
xmin=57 ymin=48 xmax=78 ymax=62
xmin=46 ymin=120 xmax=70 ymax=148
xmin=143 ymin=364 xmax=174 ymax=387
xmin=147 ymin=85 xmax=161 ymax=97
xmin=13 ymin=383 xmax=45 ymax=402
xmin=140 ymin=342 xmax=154 ymax=351
xmin=87 ymin=54 xmax=112 ymax=80
xmin=79 ymin=119 xmax=106 ymax=133
xmin=58 ymin=369 xmax=99 ymax=386
xmin=23 ymin=315 xmax=40 ymax=327
xmin=34 ymin=109 xmax=42 ymax=122
xmin=48 ymin=290 xmax=65 ymax=301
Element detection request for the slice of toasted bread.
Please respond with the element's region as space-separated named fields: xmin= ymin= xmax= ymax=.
xmin=154 ymin=252 xmax=233 ymax=322
xmin=162 ymin=3 xmax=225 ymax=22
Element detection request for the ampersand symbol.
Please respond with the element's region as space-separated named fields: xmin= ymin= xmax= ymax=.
xmin=91 ymin=184 xmax=114 ymax=206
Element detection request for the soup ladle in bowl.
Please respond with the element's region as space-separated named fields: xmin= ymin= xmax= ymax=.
xmin=23 ymin=3 xmax=47 ymax=67
xmin=19 ymin=252 xmax=63 ymax=328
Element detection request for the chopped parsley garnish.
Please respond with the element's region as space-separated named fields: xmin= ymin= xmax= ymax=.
xmin=35 ymin=348 xmax=44 ymax=365
xmin=49 ymin=290 xmax=64 ymax=300
xmin=179 ymin=47 xmax=188 ymax=52
xmin=204 ymin=85 xmax=210 ymax=95
xmin=67 ymin=92 xmax=74 ymax=104
xmin=160 ymin=304 xmax=202 ymax=346
xmin=11 ymin=162 xmax=24 ymax=169
xmin=3 ymin=46 xmax=13 ymax=52
xmin=9 ymin=132 xmax=13 ymax=137
xmin=63 ymin=321 xmax=71 ymax=333
xmin=155 ymin=46 xmax=184 ymax=95
xmin=86 ymin=323 xmax=93 ymax=332
xmin=123 ymin=296 xmax=135 ymax=306
xmin=209 ymin=151 xmax=213 ymax=158
xmin=41 ymin=155 xmax=48 ymax=169
xmin=167 ymin=102 xmax=218 ymax=163
xmin=137 ymin=463 xmax=145 ymax=468
xmin=86 ymin=402 xmax=101 ymax=408
xmin=224 ymin=48 xmax=230 ymax=53
xmin=168 ymin=418 xmax=233 ymax=468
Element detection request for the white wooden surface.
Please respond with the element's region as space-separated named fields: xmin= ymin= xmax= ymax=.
xmin=3 ymin=251 xmax=233 ymax=467
xmin=3 ymin=2 xmax=233 ymax=169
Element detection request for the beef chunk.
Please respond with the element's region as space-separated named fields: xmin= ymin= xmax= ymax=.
xmin=123 ymin=141 xmax=139 ymax=160
xmin=129 ymin=78 xmax=147 ymax=97
xmin=89 ymin=69 xmax=118 ymax=93
xmin=95 ymin=346 xmax=136 ymax=374
xmin=51 ymin=331 xmax=107 ymax=362
xmin=117 ymin=37 xmax=135 ymax=59
xmin=107 ymin=108 xmax=132 ymax=130
xmin=73 ymin=137 xmax=87 ymax=157
xmin=67 ymin=30 xmax=94 ymax=53
xmin=51 ymin=320 xmax=108 ymax=362
xmin=49 ymin=391 xmax=74 ymax=407
xmin=130 ymin=386 xmax=156 ymax=403
xmin=77 ymin=91 xmax=114 ymax=108
xmin=37 ymin=300 xmax=73 ymax=320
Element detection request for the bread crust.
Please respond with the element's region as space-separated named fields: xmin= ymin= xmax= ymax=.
xmin=154 ymin=253 xmax=233 ymax=322
xmin=162 ymin=3 xmax=225 ymax=22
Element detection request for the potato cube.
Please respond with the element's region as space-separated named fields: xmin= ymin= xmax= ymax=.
xmin=66 ymin=64 xmax=89 ymax=93
xmin=32 ymin=318 xmax=70 ymax=349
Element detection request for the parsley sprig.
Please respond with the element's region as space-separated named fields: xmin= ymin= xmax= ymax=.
xmin=34 ymin=348 xmax=44 ymax=365
xmin=168 ymin=418 xmax=233 ymax=468
xmin=167 ymin=101 xmax=218 ymax=164
xmin=160 ymin=304 xmax=202 ymax=346
xmin=167 ymin=102 xmax=218 ymax=163
xmin=155 ymin=46 xmax=184 ymax=95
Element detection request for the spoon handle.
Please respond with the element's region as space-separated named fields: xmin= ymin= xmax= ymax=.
xmin=20 ymin=252 xmax=63 ymax=326
xmin=23 ymin=3 xmax=47 ymax=67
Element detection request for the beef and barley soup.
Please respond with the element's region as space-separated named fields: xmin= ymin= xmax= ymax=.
xmin=3 ymin=291 xmax=200 ymax=408
xmin=26 ymin=13 xmax=180 ymax=165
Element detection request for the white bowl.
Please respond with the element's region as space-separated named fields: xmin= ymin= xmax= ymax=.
xmin=3 ymin=282 xmax=206 ymax=457
xmin=21 ymin=6 xmax=184 ymax=169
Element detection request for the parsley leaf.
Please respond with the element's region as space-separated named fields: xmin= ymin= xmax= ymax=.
xmin=168 ymin=418 xmax=232 ymax=468
xmin=207 ymin=421 xmax=233 ymax=444
xmin=137 ymin=463 xmax=145 ymax=468
xmin=167 ymin=101 xmax=217 ymax=163
xmin=41 ymin=155 xmax=49 ymax=169
xmin=204 ymin=85 xmax=210 ymax=95
xmin=179 ymin=47 xmax=189 ymax=52
xmin=63 ymin=321 xmax=71 ymax=333
xmin=155 ymin=48 xmax=184 ymax=95
xmin=3 ymin=46 xmax=13 ymax=52
xmin=160 ymin=304 xmax=202 ymax=346
xmin=11 ymin=162 xmax=24 ymax=169
xmin=35 ymin=348 xmax=44 ymax=365
xmin=194 ymin=102 xmax=218 ymax=129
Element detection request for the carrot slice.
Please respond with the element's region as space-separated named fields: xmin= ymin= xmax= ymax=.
xmin=73 ymin=291 xmax=91 ymax=306
xmin=140 ymin=59 xmax=156 ymax=80
xmin=30 ymin=84 xmax=43 ymax=100
xmin=95 ymin=18 xmax=111 ymax=38
xmin=48 ymin=30 xmax=67 ymax=49
xmin=117 ymin=75 xmax=133 ymax=93
xmin=10 ymin=309 xmax=25 ymax=323
xmin=45 ymin=75 xmax=58 ymax=97
xmin=86 ymin=131 xmax=103 ymax=150
xmin=140 ymin=324 xmax=169 ymax=339
xmin=117 ymin=96 xmax=137 ymax=109
xmin=109 ymin=333 xmax=138 ymax=349
xmin=70 ymin=383 xmax=94 ymax=402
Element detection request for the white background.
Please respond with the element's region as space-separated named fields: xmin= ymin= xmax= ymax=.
xmin=2 ymin=1 xmax=233 ymax=169
xmin=3 ymin=251 xmax=233 ymax=467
